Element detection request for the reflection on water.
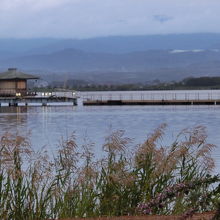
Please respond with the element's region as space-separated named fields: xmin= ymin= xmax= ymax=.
xmin=0 ymin=106 xmax=28 ymax=114
xmin=0 ymin=105 xmax=220 ymax=171
xmin=0 ymin=107 xmax=28 ymax=131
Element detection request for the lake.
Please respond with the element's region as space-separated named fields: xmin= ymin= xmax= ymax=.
xmin=0 ymin=90 xmax=220 ymax=171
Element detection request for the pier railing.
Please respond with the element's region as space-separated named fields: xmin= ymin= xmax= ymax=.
xmin=36 ymin=91 xmax=78 ymax=99
xmin=82 ymin=91 xmax=220 ymax=102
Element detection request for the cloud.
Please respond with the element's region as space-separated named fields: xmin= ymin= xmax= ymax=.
xmin=0 ymin=0 xmax=220 ymax=38
xmin=0 ymin=0 xmax=72 ymax=11
xmin=153 ymin=15 xmax=173 ymax=23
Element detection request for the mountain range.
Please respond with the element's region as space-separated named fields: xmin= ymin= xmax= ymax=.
xmin=1 ymin=33 xmax=220 ymax=84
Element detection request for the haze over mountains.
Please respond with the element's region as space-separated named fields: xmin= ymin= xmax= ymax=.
xmin=1 ymin=33 xmax=220 ymax=84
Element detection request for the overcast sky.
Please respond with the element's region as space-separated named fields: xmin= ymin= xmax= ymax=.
xmin=0 ymin=0 xmax=219 ymax=38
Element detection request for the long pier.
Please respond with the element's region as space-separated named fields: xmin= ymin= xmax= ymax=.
xmin=83 ymin=99 xmax=220 ymax=105
xmin=82 ymin=91 xmax=220 ymax=106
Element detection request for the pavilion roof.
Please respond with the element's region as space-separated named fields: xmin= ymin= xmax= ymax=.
xmin=0 ymin=68 xmax=39 ymax=80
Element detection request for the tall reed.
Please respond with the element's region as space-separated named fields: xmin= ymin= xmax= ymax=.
xmin=0 ymin=125 xmax=219 ymax=219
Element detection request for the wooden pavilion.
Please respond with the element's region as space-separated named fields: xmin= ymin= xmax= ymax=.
xmin=0 ymin=68 xmax=39 ymax=97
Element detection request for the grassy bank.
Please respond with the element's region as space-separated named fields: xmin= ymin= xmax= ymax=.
xmin=0 ymin=125 xmax=220 ymax=219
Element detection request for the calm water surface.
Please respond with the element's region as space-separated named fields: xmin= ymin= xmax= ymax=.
xmin=0 ymin=104 xmax=220 ymax=171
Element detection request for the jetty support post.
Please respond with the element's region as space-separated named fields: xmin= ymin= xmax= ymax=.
xmin=73 ymin=99 xmax=77 ymax=106
xmin=9 ymin=99 xmax=18 ymax=107
xmin=42 ymin=99 xmax=47 ymax=106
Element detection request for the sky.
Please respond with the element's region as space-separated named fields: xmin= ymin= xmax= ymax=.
xmin=0 ymin=0 xmax=219 ymax=38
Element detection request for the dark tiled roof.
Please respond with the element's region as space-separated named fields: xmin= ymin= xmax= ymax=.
xmin=0 ymin=68 xmax=39 ymax=80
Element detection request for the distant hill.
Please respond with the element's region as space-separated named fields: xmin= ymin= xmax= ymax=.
xmin=2 ymin=48 xmax=220 ymax=71
xmin=1 ymin=48 xmax=220 ymax=83
xmin=0 ymin=38 xmax=59 ymax=53
xmin=1 ymin=33 xmax=220 ymax=56
xmin=27 ymin=33 xmax=220 ymax=54
xmin=1 ymin=33 xmax=220 ymax=83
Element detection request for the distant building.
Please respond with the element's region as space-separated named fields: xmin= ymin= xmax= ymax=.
xmin=0 ymin=68 xmax=39 ymax=97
